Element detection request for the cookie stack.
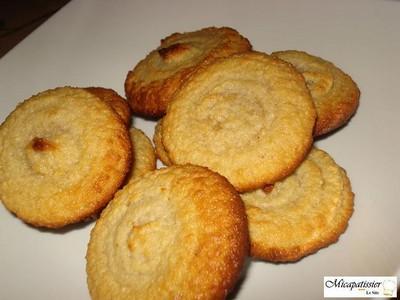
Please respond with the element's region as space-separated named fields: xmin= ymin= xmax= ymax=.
xmin=118 ymin=26 xmax=358 ymax=297
xmin=149 ymin=47 xmax=358 ymax=263
xmin=0 ymin=26 xmax=360 ymax=299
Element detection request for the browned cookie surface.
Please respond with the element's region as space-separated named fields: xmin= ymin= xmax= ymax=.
xmin=242 ymin=148 xmax=354 ymax=262
xmin=125 ymin=127 xmax=156 ymax=182
xmin=125 ymin=26 xmax=251 ymax=118
xmin=87 ymin=165 xmax=248 ymax=300
xmin=85 ymin=87 xmax=131 ymax=126
xmin=153 ymin=118 xmax=172 ymax=166
xmin=272 ymin=50 xmax=360 ymax=136
xmin=0 ymin=87 xmax=131 ymax=228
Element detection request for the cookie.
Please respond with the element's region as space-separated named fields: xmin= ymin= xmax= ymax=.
xmin=271 ymin=50 xmax=360 ymax=136
xmin=125 ymin=26 xmax=252 ymax=118
xmin=162 ymin=51 xmax=316 ymax=192
xmin=86 ymin=164 xmax=248 ymax=300
xmin=241 ymin=148 xmax=354 ymax=262
xmin=125 ymin=127 xmax=156 ymax=181
xmin=0 ymin=87 xmax=132 ymax=228
xmin=153 ymin=118 xmax=172 ymax=166
xmin=85 ymin=87 xmax=132 ymax=126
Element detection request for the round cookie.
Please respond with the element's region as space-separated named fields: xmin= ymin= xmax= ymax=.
xmin=162 ymin=51 xmax=316 ymax=192
xmin=271 ymin=50 xmax=360 ymax=136
xmin=125 ymin=26 xmax=252 ymax=118
xmin=153 ymin=118 xmax=172 ymax=166
xmin=85 ymin=87 xmax=132 ymax=126
xmin=0 ymin=87 xmax=132 ymax=228
xmin=86 ymin=164 xmax=249 ymax=300
xmin=125 ymin=127 xmax=156 ymax=181
xmin=241 ymin=148 xmax=354 ymax=262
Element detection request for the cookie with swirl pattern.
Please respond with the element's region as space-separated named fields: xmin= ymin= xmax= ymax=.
xmin=125 ymin=26 xmax=252 ymax=118
xmin=0 ymin=87 xmax=132 ymax=228
xmin=271 ymin=50 xmax=360 ymax=136
xmin=162 ymin=51 xmax=316 ymax=192
xmin=86 ymin=164 xmax=248 ymax=300
xmin=241 ymin=148 xmax=354 ymax=262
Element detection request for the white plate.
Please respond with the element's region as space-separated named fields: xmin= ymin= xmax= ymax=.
xmin=0 ymin=0 xmax=399 ymax=299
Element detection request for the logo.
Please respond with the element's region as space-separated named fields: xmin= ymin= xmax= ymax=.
xmin=324 ymin=276 xmax=397 ymax=298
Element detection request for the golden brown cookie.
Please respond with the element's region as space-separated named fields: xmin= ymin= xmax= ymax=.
xmin=0 ymin=87 xmax=132 ymax=228
xmin=125 ymin=127 xmax=156 ymax=181
xmin=125 ymin=26 xmax=252 ymax=118
xmin=162 ymin=51 xmax=316 ymax=192
xmin=241 ymin=148 xmax=354 ymax=262
xmin=85 ymin=87 xmax=132 ymax=126
xmin=271 ymin=50 xmax=360 ymax=136
xmin=86 ymin=164 xmax=248 ymax=300
xmin=153 ymin=118 xmax=172 ymax=166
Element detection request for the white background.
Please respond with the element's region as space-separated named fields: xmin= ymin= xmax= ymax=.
xmin=0 ymin=0 xmax=399 ymax=299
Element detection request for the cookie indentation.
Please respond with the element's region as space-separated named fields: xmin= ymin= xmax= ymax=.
xmin=303 ymin=71 xmax=333 ymax=98
xmin=25 ymin=131 xmax=81 ymax=177
xmin=30 ymin=137 xmax=56 ymax=152
xmin=158 ymin=43 xmax=192 ymax=62
xmin=195 ymin=83 xmax=266 ymax=154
